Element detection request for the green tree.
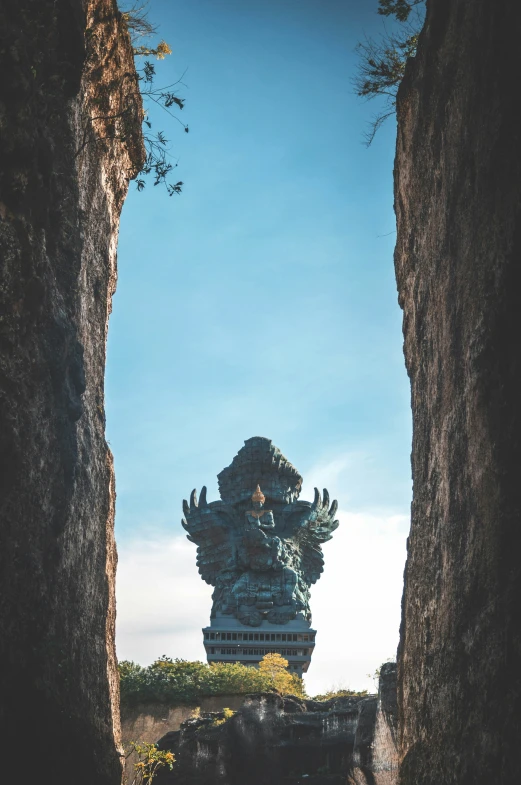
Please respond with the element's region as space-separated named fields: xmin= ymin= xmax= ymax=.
xmin=354 ymin=0 xmax=425 ymax=144
xmin=118 ymin=655 xmax=306 ymax=705
xmin=258 ymin=653 xmax=305 ymax=696
xmin=258 ymin=652 xmax=290 ymax=680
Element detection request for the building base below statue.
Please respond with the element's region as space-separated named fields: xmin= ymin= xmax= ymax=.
xmin=202 ymin=613 xmax=316 ymax=676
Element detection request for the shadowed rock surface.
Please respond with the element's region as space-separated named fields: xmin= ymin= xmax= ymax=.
xmin=121 ymin=695 xmax=249 ymax=751
xmin=394 ymin=1 xmax=521 ymax=782
xmin=359 ymin=662 xmax=398 ymax=785
xmin=151 ymin=666 xmax=397 ymax=785
xmin=0 ymin=1 xmax=143 ymax=783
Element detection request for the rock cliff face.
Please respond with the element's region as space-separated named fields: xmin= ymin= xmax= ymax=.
xmin=394 ymin=1 xmax=521 ymax=783
xmin=0 ymin=2 xmax=143 ymax=783
xmin=351 ymin=663 xmax=398 ymax=785
xmin=121 ymin=695 xmax=249 ymax=753
xmin=158 ymin=693 xmax=373 ymax=785
xmin=151 ymin=667 xmax=398 ymax=785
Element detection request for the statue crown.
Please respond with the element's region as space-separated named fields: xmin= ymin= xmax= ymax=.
xmin=251 ymin=485 xmax=265 ymax=504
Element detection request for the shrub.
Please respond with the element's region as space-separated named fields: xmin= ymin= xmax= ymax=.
xmin=124 ymin=742 xmax=174 ymax=785
xmin=258 ymin=652 xmax=302 ymax=695
xmin=354 ymin=0 xmax=425 ymax=144
xmin=311 ymin=687 xmax=369 ymax=701
xmin=119 ymin=654 xmax=305 ymax=706
xmin=207 ymin=706 xmax=236 ymax=729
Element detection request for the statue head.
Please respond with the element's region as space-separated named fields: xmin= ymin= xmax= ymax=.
xmin=217 ymin=437 xmax=303 ymax=505
xmin=251 ymin=484 xmax=265 ymax=511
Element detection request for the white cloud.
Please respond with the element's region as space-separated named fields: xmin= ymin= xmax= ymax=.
xmin=301 ymin=453 xmax=409 ymax=694
xmin=116 ymin=536 xmax=213 ymax=665
xmin=305 ymin=508 xmax=407 ymax=695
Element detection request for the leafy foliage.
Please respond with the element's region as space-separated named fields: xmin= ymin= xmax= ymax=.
xmin=119 ymin=655 xmax=305 ymax=707
xmin=119 ymin=1 xmax=188 ymax=194
xmin=258 ymin=652 xmax=298 ymax=695
xmin=133 ymin=59 xmax=188 ymax=195
xmin=207 ymin=706 xmax=236 ymax=729
xmin=311 ymin=687 xmax=369 ymax=701
xmin=133 ymin=41 xmax=172 ymax=59
xmin=354 ymin=0 xmax=425 ymax=144
xmin=125 ymin=741 xmax=174 ymax=785
xmin=377 ymin=0 xmax=424 ymax=22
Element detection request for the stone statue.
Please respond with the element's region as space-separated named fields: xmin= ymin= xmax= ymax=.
xmin=182 ymin=437 xmax=339 ymax=627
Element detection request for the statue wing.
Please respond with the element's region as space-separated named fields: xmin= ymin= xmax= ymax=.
xmin=282 ymin=488 xmax=339 ymax=585
xmin=181 ymin=486 xmax=237 ymax=586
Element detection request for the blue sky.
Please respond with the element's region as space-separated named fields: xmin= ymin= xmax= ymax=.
xmin=110 ymin=0 xmax=411 ymax=693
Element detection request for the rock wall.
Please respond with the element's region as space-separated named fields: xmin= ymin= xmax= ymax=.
xmin=394 ymin=1 xmax=521 ymax=783
xmin=158 ymin=693 xmax=370 ymax=785
xmin=121 ymin=695 xmax=249 ymax=749
xmin=350 ymin=663 xmax=399 ymax=785
xmin=369 ymin=663 xmax=399 ymax=785
xmin=151 ymin=675 xmax=398 ymax=785
xmin=0 ymin=2 xmax=143 ymax=784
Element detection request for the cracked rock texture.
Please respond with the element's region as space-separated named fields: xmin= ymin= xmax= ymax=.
xmin=395 ymin=1 xmax=521 ymax=783
xmin=151 ymin=667 xmax=398 ymax=785
xmin=156 ymin=693 xmax=374 ymax=785
xmin=351 ymin=662 xmax=398 ymax=785
xmin=0 ymin=1 xmax=143 ymax=783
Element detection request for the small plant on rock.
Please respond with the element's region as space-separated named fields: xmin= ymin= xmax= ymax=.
xmin=125 ymin=741 xmax=175 ymax=784
xmin=312 ymin=686 xmax=369 ymax=701
xmin=354 ymin=0 xmax=426 ymax=144
xmin=119 ymin=1 xmax=187 ymax=195
xmin=209 ymin=706 xmax=236 ymax=728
